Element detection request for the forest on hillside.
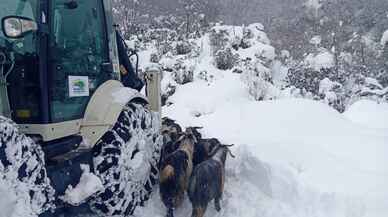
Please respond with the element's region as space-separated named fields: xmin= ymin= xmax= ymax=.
xmin=112 ymin=0 xmax=388 ymax=112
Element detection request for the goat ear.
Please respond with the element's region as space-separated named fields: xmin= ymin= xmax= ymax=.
xmin=191 ymin=133 xmax=198 ymax=143
xmin=161 ymin=128 xmax=170 ymax=134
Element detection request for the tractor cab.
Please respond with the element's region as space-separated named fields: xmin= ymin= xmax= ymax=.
xmin=1 ymin=0 xmax=120 ymax=126
xmin=0 ymin=1 xmax=162 ymax=216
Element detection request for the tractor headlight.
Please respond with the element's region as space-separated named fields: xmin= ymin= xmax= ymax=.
xmin=2 ymin=16 xmax=38 ymax=39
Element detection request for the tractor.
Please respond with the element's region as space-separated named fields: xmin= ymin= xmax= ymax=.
xmin=0 ymin=0 xmax=162 ymax=216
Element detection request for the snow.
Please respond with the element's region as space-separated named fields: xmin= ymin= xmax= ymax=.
xmin=112 ymin=87 xmax=143 ymax=105
xmin=61 ymin=165 xmax=103 ymax=206
xmin=3 ymin=21 xmax=388 ymax=217
xmin=365 ymin=77 xmax=383 ymax=89
xmin=310 ymin=35 xmax=322 ymax=45
xmin=256 ymin=43 xmax=276 ymax=60
xmin=271 ymin=60 xmax=289 ymax=87
xmin=305 ymin=50 xmax=335 ymax=70
xmin=381 ymin=30 xmax=388 ymax=46
xmin=305 ymin=0 xmax=322 ymax=10
xmin=148 ymin=30 xmax=388 ymax=216
xmin=248 ymin=23 xmax=265 ymax=31
xmin=0 ymin=179 xmax=17 ymax=217
xmin=319 ymin=78 xmax=341 ymax=95
xmin=157 ymin=71 xmax=388 ymax=217
xmin=344 ymin=99 xmax=388 ymax=129
xmin=0 ymin=117 xmax=55 ymax=217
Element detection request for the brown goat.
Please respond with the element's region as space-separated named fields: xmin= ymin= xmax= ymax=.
xmin=188 ymin=144 xmax=235 ymax=217
xmin=159 ymin=129 xmax=197 ymax=217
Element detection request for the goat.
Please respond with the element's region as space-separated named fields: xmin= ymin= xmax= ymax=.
xmin=185 ymin=127 xmax=222 ymax=167
xmin=159 ymin=129 xmax=197 ymax=217
xmin=161 ymin=117 xmax=182 ymax=142
xmin=188 ymin=144 xmax=235 ymax=217
xmin=193 ymin=138 xmax=221 ymax=167
xmin=160 ymin=118 xmax=183 ymax=168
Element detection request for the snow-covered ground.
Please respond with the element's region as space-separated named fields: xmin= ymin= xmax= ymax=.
xmin=135 ymin=72 xmax=387 ymax=217
xmin=2 ymin=24 xmax=387 ymax=217
xmin=133 ymin=30 xmax=388 ymax=217
xmin=344 ymin=100 xmax=388 ymax=129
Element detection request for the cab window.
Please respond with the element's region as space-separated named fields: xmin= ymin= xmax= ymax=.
xmin=49 ymin=0 xmax=109 ymax=122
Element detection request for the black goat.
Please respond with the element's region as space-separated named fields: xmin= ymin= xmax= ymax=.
xmin=193 ymin=138 xmax=221 ymax=166
xmin=185 ymin=127 xmax=221 ymax=166
xmin=160 ymin=118 xmax=184 ymax=168
xmin=188 ymin=144 xmax=235 ymax=217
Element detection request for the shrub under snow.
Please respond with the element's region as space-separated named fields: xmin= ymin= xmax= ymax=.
xmin=319 ymin=78 xmax=345 ymax=112
xmin=241 ymin=60 xmax=275 ymax=101
xmin=304 ymin=49 xmax=334 ymax=71
xmin=215 ymin=48 xmax=238 ymax=70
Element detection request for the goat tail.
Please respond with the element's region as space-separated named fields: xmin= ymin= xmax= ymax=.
xmin=160 ymin=165 xmax=175 ymax=183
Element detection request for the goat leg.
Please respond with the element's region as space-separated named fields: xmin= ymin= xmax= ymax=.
xmin=191 ymin=205 xmax=208 ymax=217
xmin=214 ymin=198 xmax=221 ymax=212
xmin=167 ymin=206 xmax=174 ymax=217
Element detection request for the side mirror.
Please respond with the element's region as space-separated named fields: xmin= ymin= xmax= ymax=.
xmin=1 ymin=16 xmax=38 ymax=39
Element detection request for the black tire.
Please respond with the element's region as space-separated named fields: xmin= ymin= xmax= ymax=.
xmin=89 ymin=103 xmax=162 ymax=216
xmin=0 ymin=116 xmax=54 ymax=217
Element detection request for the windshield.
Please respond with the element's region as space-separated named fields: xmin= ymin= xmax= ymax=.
xmin=0 ymin=0 xmax=38 ymax=54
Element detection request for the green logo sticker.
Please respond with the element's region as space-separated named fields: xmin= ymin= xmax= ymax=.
xmin=68 ymin=76 xmax=89 ymax=97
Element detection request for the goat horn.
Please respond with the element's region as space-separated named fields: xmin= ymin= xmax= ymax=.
xmin=227 ymin=149 xmax=236 ymax=158
xmin=208 ymin=143 xmax=222 ymax=156
xmin=221 ymin=144 xmax=235 ymax=148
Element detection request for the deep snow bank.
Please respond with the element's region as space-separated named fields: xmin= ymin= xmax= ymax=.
xmin=134 ymin=25 xmax=388 ymax=217
xmin=158 ymin=70 xmax=388 ymax=217
xmin=344 ymin=99 xmax=388 ymax=129
xmin=135 ymin=145 xmax=371 ymax=217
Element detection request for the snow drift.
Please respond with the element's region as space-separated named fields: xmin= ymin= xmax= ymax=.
xmin=344 ymin=99 xmax=388 ymax=129
xmin=157 ymin=75 xmax=388 ymax=217
xmin=136 ymin=25 xmax=388 ymax=217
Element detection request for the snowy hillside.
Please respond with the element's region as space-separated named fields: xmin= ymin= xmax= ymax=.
xmin=134 ymin=25 xmax=388 ymax=217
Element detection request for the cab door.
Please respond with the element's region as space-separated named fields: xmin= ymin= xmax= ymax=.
xmin=49 ymin=0 xmax=109 ymax=123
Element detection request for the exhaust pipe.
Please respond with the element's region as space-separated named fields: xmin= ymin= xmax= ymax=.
xmin=145 ymin=65 xmax=162 ymax=115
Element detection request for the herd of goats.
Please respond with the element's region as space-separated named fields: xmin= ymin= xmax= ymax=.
xmin=158 ymin=118 xmax=235 ymax=217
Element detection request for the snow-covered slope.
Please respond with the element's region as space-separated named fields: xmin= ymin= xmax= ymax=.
xmin=135 ymin=30 xmax=388 ymax=217
xmin=344 ymin=99 xmax=388 ymax=129
xmin=153 ymin=73 xmax=388 ymax=217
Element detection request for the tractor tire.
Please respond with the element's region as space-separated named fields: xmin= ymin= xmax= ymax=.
xmin=0 ymin=116 xmax=54 ymax=217
xmin=90 ymin=103 xmax=162 ymax=216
